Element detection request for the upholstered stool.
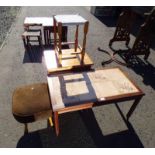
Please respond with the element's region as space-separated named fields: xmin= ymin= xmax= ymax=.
xmin=12 ymin=83 xmax=53 ymax=134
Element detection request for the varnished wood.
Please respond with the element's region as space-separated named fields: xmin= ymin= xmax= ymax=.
xmin=109 ymin=9 xmax=136 ymax=46
xmin=54 ymin=112 xmax=59 ymax=136
xmin=81 ymin=21 xmax=89 ymax=62
xmin=75 ymin=25 xmax=79 ymax=52
xmin=54 ymin=17 xmax=57 ymax=50
xmin=58 ymin=22 xmax=62 ymax=65
xmin=127 ymin=96 xmax=143 ymax=120
xmin=128 ymin=9 xmax=155 ymax=60
xmin=47 ymin=67 xmax=144 ymax=136
xmin=44 ymin=49 xmax=93 ymax=74
xmin=58 ymin=103 xmax=93 ymax=114
xmin=53 ymin=15 xmax=91 ymax=68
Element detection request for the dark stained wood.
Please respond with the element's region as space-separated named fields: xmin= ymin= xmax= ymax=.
xmin=75 ymin=25 xmax=79 ymax=52
xmin=54 ymin=17 xmax=57 ymax=51
xmin=24 ymin=123 xmax=28 ymax=134
xmin=127 ymin=96 xmax=143 ymax=120
xmin=58 ymin=22 xmax=62 ymax=64
xmin=109 ymin=8 xmax=136 ymax=46
xmin=128 ymin=9 xmax=155 ymax=60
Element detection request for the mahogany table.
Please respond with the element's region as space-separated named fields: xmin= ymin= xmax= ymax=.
xmin=47 ymin=67 xmax=144 ymax=136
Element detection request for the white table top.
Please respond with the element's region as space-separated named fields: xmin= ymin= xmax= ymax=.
xmin=54 ymin=14 xmax=87 ymax=26
xmin=24 ymin=17 xmax=53 ymax=27
xmin=47 ymin=68 xmax=142 ymax=111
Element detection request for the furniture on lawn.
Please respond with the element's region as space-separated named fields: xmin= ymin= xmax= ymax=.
xmin=47 ymin=67 xmax=144 ymax=136
xmin=12 ymin=83 xmax=53 ymax=134
xmin=127 ymin=8 xmax=155 ymax=61
xmin=51 ymin=14 xmax=93 ymax=71
xmin=23 ymin=17 xmax=67 ymax=47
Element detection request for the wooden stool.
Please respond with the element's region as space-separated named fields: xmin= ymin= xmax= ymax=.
xmin=43 ymin=26 xmax=68 ymax=46
xmin=12 ymin=83 xmax=53 ymax=134
xmin=22 ymin=29 xmax=43 ymax=51
xmin=53 ymin=14 xmax=91 ymax=66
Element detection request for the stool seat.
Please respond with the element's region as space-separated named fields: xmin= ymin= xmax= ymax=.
xmin=12 ymin=83 xmax=52 ymax=123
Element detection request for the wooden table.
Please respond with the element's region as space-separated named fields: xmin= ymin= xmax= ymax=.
xmin=24 ymin=17 xmax=53 ymax=46
xmin=24 ymin=17 xmax=68 ymax=46
xmin=53 ymin=14 xmax=89 ymax=66
xmin=44 ymin=49 xmax=93 ymax=74
xmin=47 ymin=67 xmax=144 ymax=136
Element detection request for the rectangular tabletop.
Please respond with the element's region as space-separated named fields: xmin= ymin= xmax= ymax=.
xmin=44 ymin=49 xmax=93 ymax=74
xmin=47 ymin=68 xmax=144 ymax=112
xmin=54 ymin=14 xmax=87 ymax=26
xmin=24 ymin=17 xmax=53 ymax=27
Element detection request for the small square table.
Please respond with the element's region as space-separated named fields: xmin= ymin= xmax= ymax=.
xmin=53 ymin=14 xmax=89 ymax=66
xmin=47 ymin=67 xmax=144 ymax=136
xmin=23 ymin=17 xmax=68 ymax=46
xmin=24 ymin=17 xmax=53 ymax=46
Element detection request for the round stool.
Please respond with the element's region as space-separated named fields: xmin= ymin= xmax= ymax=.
xmin=12 ymin=83 xmax=52 ymax=134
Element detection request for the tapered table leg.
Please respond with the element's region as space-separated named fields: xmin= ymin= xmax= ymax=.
xmin=54 ymin=112 xmax=59 ymax=136
xmin=127 ymin=96 xmax=142 ymax=120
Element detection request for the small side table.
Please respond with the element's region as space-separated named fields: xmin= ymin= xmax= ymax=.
xmin=47 ymin=67 xmax=144 ymax=136
xmin=53 ymin=14 xmax=93 ymax=68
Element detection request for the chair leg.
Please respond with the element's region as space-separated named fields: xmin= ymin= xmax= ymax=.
xmin=109 ymin=39 xmax=114 ymax=47
xmin=144 ymin=51 xmax=150 ymax=60
xmin=47 ymin=117 xmax=53 ymax=127
xmin=54 ymin=112 xmax=59 ymax=136
xmin=126 ymin=38 xmax=130 ymax=46
xmin=24 ymin=123 xmax=28 ymax=134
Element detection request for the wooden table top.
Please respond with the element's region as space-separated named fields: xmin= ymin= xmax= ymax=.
xmin=47 ymin=68 xmax=144 ymax=111
xmin=24 ymin=17 xmax=53 ymax=27
xmin=44 ymin=49 xmax=93 ymax=74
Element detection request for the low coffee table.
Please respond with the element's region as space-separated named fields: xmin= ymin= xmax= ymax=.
xmin=47 ymin=67 xmax=144 ymax=136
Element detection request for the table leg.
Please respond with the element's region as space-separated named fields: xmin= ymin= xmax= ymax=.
xmin=44 ymin=27 xmax=47 ymax=46
xmin=24 ymin=123 xmax=28 ymax=134
xmin=54 ymin=111 xmax=59 ymax=136
xmin=127 ymin=96 xmax=142 ymax=120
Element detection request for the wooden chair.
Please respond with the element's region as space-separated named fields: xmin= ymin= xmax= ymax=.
xmin=99 ymin=8 xmax=136 ymax=66
xmin=12 ymin=83 xmax=53 ymax=134
xmin=127 ymin=8 xmax=155 ymax=60
xmin=22 ymin=25 xmax=43 ymax=51
xmin=109 ymin=8 xmax=136 ymax=46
